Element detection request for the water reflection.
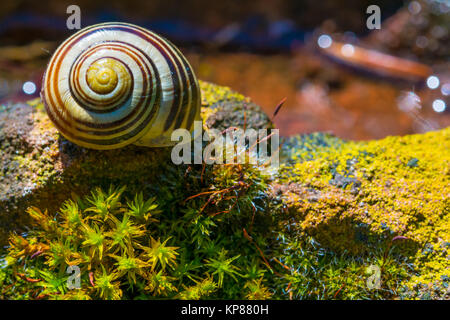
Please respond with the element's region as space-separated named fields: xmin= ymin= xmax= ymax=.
xmin=0 ymin=0 xmax=448 ymax=140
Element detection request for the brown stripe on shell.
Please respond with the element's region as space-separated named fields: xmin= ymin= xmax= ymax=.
xmin=139 ymin=24 xmax=200 ymax=130
xmin=99 ymin=23 xmax=184 ymax=132
xmin=165 ymin=39 xmax=201 ymax=130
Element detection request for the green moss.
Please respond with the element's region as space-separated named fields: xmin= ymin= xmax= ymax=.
xmin=0 ymin=160 xmax=276 ymax=299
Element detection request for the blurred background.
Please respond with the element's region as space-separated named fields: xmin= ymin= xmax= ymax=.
xmin=0 ymin=0 xmax=448 ymax=140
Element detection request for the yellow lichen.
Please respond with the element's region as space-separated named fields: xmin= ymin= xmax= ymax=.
xmin=278 ymin=127 xmax=450 ymax=295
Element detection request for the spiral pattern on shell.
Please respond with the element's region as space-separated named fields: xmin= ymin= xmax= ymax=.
xmin=41 ymin=22 xmax=201 ymax=149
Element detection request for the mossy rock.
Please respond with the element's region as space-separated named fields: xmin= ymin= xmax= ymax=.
xmin=272 ymin=129 xmax=449 ymax=297
xmin=0 ymin=81 xmax=272 ymax=245
xmin=1 ymin=80 xmax=449 ymax=299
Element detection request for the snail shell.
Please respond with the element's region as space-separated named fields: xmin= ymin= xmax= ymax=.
xmin=41 ymin=22 xmax=201 ymax=149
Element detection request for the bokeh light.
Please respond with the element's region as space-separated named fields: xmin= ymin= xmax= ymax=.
xmin=415 ymin=36 xmax=428 ymax=48
xmin=408 ymin=1 xmax=422 ymax=15
xmin=432 ymin=99 xmax=446 ymax=113
xmin=22 ymin=81 xmax=37 ymax=95
xmin=317 ymin=35 xmax=332 ymax=49
xmin=441 ymin=83 xmax=450 ymax=96
xmin=341 ymin=44 xmax=354 ymax=57
xmin=426 ymin=75 xmax=440 ymax=89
